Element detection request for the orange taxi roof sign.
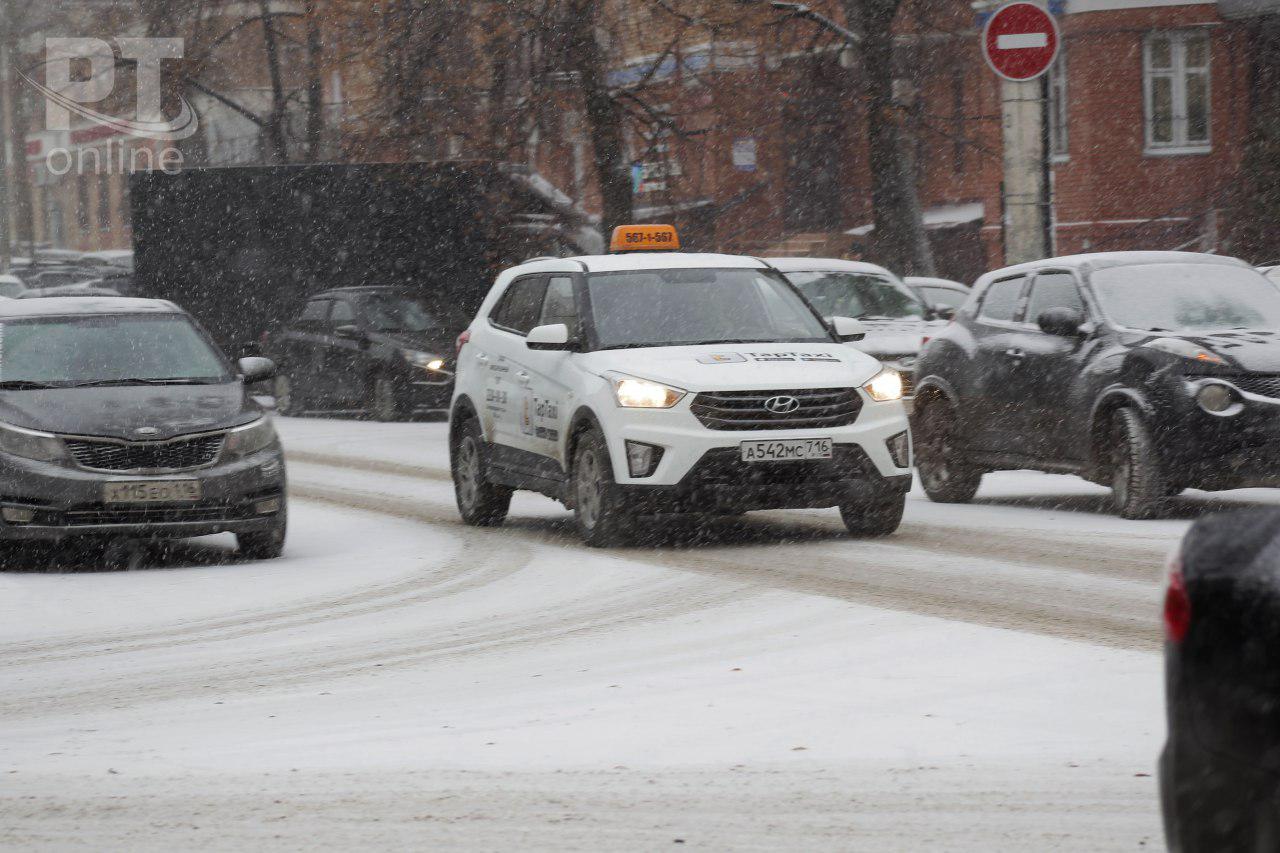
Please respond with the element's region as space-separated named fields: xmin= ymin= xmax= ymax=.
xmin=609 ymin=224 xmax=680 ymax=252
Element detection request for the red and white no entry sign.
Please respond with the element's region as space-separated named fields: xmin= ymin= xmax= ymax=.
xmin=982 ymin=2 xmax=1060 ymax=82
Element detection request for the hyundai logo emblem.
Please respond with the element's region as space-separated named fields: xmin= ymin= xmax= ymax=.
xmin=134 ymin=427 xmax=160 ymax=438
xmin=763 ymin=396 xmax=801 ymax=414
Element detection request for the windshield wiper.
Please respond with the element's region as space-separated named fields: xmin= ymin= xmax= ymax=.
xmin=67 ymin=377 xmax=223 ymax=388
xmin=0 ymin=380 xmax=59 ymax=390
xmin=856 ymin=315 xmax=900 ymax=322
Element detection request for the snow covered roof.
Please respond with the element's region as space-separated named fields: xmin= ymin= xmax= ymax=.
xmin=845 ymin=202 xmax=985 ymax=238
xmin=905 ymin=276 xmax=968 ymax=290
xmin=976 ymin=251 xmax=1251 ymax=288
xmin=765 ymin=257 xmax=901 ymax=280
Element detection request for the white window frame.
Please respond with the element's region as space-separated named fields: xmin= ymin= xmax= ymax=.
xmin=1048 ymin=49 xmax=1069 ymax=161
xmin=1143 ymin=30 xmax=1212 ymax=155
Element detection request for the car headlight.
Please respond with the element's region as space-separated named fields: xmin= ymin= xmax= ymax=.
xmin=402 ymin=350 xmax=447 ymax=372
xmin=223 ymin=417 xmax=278 ymax=458
xmin=863 ymin=369 xmax=904 ymax=402
xmin=611 ymin=375 xmax=686 ymax=409
xmin=0 ymin=422 xmax=66 ymax=462
xmin=1144 ymin=337 xmax=1226 ymax=365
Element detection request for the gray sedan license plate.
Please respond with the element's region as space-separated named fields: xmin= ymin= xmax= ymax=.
xmin=740 ymin=438 xmax=833 ymax=463
xmin=103 ymin=481 xmax=202 ymax=504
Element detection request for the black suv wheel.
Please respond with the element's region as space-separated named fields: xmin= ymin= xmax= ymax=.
xmin=1110 ymin=407 xmax=1167 ymax=519
xmin=274 ymin=373 xmax=305 ymax=416
xmin=371 ymin=374 xmax=407 ymax=421
xmin=916 ymin=397 xmax=983 ymax=503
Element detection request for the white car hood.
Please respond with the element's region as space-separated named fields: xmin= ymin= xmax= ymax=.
xmin=850 ymin=318 xmax=927 ymax=360
xmin=578 ymin=343 xmax=883 ymax=392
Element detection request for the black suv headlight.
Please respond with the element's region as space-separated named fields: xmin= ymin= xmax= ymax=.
xmin=0 ymin=422 xmax=67 ymax=463
xmin=223 ymin=418 xmax=278 ymax=458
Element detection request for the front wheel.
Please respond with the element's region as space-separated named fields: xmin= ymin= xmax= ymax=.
xmin=238 ymin=508 xmax=288 ymax=560
xmin=840 ymin=493 xmax=906 ymax=537
xmin=915 ymin=398 xmax=983 ymax=503
xmin=1110 ymin=407 xmax=1167 ymax=520
xmin=370 ymin=374 xmax=407 ymax=422
xmin=274 ymin=373 xmax=305 ymax=416
xmin=572 ymin=429 xmax=634 ymax=547
xmin=451 ymin=418 xmax=512 ymax=527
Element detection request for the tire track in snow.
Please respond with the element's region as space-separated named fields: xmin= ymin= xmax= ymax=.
xmin=288 ymin=454 xmax=1164 ymax=651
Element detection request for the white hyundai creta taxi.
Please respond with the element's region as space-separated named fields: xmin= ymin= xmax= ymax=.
xmin=449 ymin=225 xmax=913 ymax=547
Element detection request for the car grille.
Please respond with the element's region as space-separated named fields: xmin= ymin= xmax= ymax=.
xmin=1230 ymin=375 xmax=1280 ymax=399
xmin=689 ymin=388 xmax=863 ymax=431
xmin=64 ymin=434 xmax=225 ymax=472
xmin=62 ymin=504 xmax=254 ymax=526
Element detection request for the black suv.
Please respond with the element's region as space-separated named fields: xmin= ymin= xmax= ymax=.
xmin=913 ymin=252 xmax=1280 ymax=518
xmin=267 ymin=287 xmax=468 ymax=420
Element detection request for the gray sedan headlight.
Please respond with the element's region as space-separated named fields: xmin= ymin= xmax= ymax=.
xmin=223 ymin=418 xmax=278 ymax=458
xmin=0 ymin=422 xmax=66 ymax=463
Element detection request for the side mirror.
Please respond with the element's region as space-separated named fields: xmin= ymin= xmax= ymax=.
xmin=238 ymin=356 xmax=277 ymax=384
xmin=1037 ymin=307 xmax=1086 ymax=338
xmin=830 ymin=316 xmax=867 ymax=343
xmin=334 ymin=324 xmax=364 ymax=341
xmin=526 ymin=323 xmax=574 ymax=351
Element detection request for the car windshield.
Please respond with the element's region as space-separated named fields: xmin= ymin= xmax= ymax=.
xmin=921 ymin=287 xmax=967 ymax=310
xmin=361 ymin=293 xmax=462 ymax=333
xmin=0 ymin=315 xmax=231 ymax=388
xmin=586 ymin=268 xmax=832 ymax=349
xmin=785 ymin=271 xmax=923 ymax=320
xmin=1091 ymin=263 xmax=1280 ymax=332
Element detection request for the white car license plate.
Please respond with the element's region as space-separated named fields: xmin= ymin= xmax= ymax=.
xmin=740 ymin=438 xmax=833 ymax=463
xmin=103 ymin=481 xmax=202 ymax=504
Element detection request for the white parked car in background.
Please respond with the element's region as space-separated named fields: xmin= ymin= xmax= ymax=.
xmin=448 ymin=225 xmax=913 ymax=547
xmin=770 ymin=257 xmax=940 ymax=403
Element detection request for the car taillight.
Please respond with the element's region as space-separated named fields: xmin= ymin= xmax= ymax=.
xmin=1164 ymin=565 xmax=1191 ymax=643
xmin=455 ymin=329 xmax=470 ymax=354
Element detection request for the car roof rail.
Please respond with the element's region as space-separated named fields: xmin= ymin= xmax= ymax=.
xmin=522 ymin=256 xmax=561 ymax=264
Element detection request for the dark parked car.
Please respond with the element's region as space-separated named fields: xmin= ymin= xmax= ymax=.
xmin=904 ymin=276 xmax=969 ymax=320
xmin=17 ymin=285 xmax=123 ymax=299
xmin=0 ymin=298 xmax=286 ymax=560
xmin=267 ymin=287 xmax=467 ymax=420
xmin=1161 ymin=508 xmax=1280 ymax=851
xmin=913 ymin=252 xmax=1280 ymax=518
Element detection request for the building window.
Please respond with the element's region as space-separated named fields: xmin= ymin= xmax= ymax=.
xmin=1048 ymin=50 xmax=1068 ymax=159
xmin=1144 ymin=30 xmax=1211 ymax=152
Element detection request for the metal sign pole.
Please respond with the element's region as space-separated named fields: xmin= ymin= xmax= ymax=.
xmin=0 ymin=33 xmax=12 ymax=274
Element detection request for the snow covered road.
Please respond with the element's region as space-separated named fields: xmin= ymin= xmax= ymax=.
xmin=7 ymin=416 xmax=1277 ymax=849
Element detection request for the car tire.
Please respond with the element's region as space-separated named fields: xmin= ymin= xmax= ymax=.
xmin=451 ymin=418 xmax=512 ymax=527
xmin=371 ymin=374 xmax=407 ymax=422
xmin=238 ymin=507 xmax=288 ymax=560
xmin=915 ymin=398 xmax=983 ymax=503
xmin=572 ymin=428 xmax=634 ymax=548
xmin=275 ymin=373 xmax=305 ymax=416
xmin=1110 ymin=407 xmax=1167 ymax=520
xmin=839 ymin=493 xmax=906 ymax=537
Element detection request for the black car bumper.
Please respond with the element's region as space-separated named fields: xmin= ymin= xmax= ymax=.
xmin=1162 ymin=388 xmax=1280 ymax=489
xmin=0 ymin=448 xmax=286 ymax=541
xmin=616 ymin=444 xmax=912 ymax=514
xmin=1161 ymin=731 xmax=1280 ymax=852
xmin=407 ymin=376 xmax=454 ymax=410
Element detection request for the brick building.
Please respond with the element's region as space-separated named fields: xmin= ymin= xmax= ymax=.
xmin=12 ymin=0 xmax=1274 ymax=282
